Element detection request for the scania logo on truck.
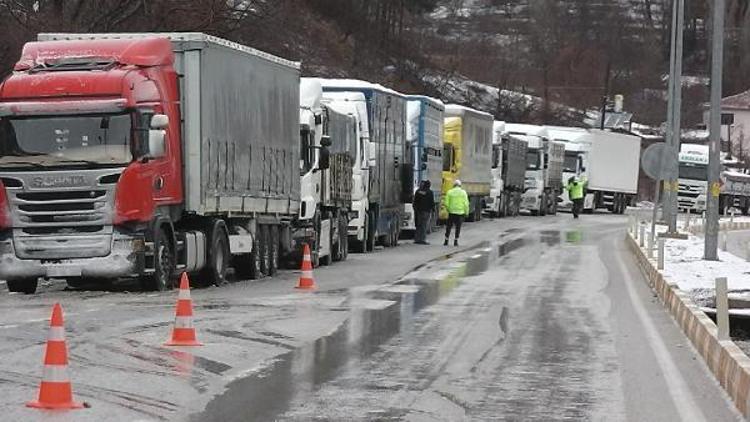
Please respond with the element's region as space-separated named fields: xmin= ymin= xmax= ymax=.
xmin=31 ymin=175 xmax=87 ymax=188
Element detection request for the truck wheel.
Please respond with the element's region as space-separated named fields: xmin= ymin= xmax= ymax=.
xmin=332 ymin=216 xmax=343 ymax=262
xmin=539 ymin=194 xmax=547 ymax=217
xmin=259 ymin=225 xmax=273 ymax=276
xmin=247 ymin=229 xmax=264 ymax=279
xmin=7 ymin=278 xmax=38 ymax=294
xmin=340 ymin=217 xmax=349 ymax=261
xmin=200 ymin=221 xmax=230 ymax=287
xmin=269 ymin=225 xmax=279 ymax=276
xmin=321 ymin=222 xmax=333 ymax=266
xmin=141 ymin=228 xmax=175 ymax=292
xmin=382 ymin=221 xmax=393 ymax=247
xmin=366 ymin=211 xmax=376 ymax=252
xmin=352 ymin=214 xmax=367 ymax=254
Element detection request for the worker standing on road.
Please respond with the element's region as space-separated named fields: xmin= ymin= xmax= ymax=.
xmin=443 ymin=180 xmax=470 ymax=246
xmin=566 ymin=176 xmax=586 ymax=219
xmin=413 ymin=180 xmax=435 ymax=245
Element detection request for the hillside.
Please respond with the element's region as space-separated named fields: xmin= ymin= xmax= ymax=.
xmin=1 ymin=0 xmax=750 ymax=128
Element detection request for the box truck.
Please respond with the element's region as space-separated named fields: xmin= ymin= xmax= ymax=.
xmin=402 ymin=95 xmax=444 ymax=235
xmin=485 ymin=121 xmax=528 ymax=217
xmin=441 ymin=104 xmax=493 ymax=222
xmin=0 ymin=32 xmax=321 ymax=293
xmin=549 ymin=127 xmax=640 ymax=214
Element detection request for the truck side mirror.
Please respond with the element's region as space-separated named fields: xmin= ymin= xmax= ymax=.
xmin=151 ymin=114 xmax=169 ymax=129
xmin=318 ymin=146 xmax=330 ymax=170
xmin=147 ymin=130 xmax=167 ymax=159
xmin=321 ymin=135 xmax=332 ymax=147
xmin=368 ymin=142 xmax=377 ymax=167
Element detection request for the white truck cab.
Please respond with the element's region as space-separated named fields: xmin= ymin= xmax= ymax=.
xmin=318 ymin=91 xmax=372 ymax=249
xmin=677 ymin=143 xmax=709 ymax=213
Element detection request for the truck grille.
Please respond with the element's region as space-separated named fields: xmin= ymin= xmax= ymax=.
xmin=11 ymin=190 xmax=109 ymax=227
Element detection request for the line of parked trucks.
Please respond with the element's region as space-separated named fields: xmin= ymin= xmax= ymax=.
xmin=0 ymin=33 xmax=642 ymax=294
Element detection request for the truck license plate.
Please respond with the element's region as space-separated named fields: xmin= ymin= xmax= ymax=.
xmin=47 ymin=266 xmax=82 ymax=277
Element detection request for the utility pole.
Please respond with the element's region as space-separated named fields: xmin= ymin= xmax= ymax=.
xmin=705 ymin=0 xmax=726 ymax=261
xmin=665 ymin=0 xmax=685 ymax=236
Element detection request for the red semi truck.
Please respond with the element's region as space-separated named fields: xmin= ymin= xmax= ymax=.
xmin=0 ymin=33 xmax=316 ymax=293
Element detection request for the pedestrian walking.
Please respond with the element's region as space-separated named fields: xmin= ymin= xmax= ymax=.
xmin=443 ymin=179 xmax=470 ymax=246
xmin=566 ymin=176 xmax=586 ymax=219
xmin=413 ymin=180 xmax=435 ymax=244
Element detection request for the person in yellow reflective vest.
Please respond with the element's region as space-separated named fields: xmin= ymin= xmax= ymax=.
xmin=566 ymin=176 xmax=587 ymax=219
xmin=443 ymin=180 xmax=470 ymax=246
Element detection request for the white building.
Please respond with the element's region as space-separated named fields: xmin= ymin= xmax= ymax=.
xmin=706 ymin=89 xmax=750 ymax=155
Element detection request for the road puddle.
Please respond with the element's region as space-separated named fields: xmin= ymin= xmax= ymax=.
xmin=193 ymin=238 xmax=524 ymax=421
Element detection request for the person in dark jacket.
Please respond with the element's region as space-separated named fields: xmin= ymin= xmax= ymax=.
xmin=413 ymin=180 xmax=435 ymax=244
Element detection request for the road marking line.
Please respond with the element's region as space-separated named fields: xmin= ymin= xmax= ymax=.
xmin=613 ymin=238 xmax=707 ymax=422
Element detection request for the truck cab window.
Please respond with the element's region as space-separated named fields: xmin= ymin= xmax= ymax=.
xmin=0 ymin=113 xmax=133 ymax=168
xmin=492 ymin=144 xmax=501 ymax=169
xmin=300 ymin=129 xmax=314 ymax=174
xmin=443 ymin=144 xmax=454 ymax=172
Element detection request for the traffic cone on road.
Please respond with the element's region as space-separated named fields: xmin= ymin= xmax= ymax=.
xmin=164 ymin=273 xmax=202 ymax=346
xmin=26 ymin=303 xmax=83 ymax=410
xmin=295 ymin=244 xmax=316 ymax=290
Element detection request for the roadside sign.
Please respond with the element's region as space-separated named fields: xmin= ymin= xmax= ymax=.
xmin=641 ymin=143 xmax=677 ymax=180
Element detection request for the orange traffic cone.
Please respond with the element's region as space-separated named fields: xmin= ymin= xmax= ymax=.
xmin=26 ymin=303 xmax=83 ymax=410
xmin=164 ymin=273 xmax=202 ymax=346
xmin=296 ymin=244 xmax=316 ymax=290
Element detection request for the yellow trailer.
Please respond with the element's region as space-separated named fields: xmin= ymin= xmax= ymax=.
xmin=441 ymin=105 xmax=493 ymax=221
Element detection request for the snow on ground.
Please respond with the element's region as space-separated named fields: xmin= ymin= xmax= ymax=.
xmin=661 ymin=234 xmax=750 ymax=294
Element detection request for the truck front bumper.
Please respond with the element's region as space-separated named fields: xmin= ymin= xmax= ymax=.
xmin=0 ymin=233 xmax=144 ymax=280
xmin=521 ymin=190 xmax=541 ymax=211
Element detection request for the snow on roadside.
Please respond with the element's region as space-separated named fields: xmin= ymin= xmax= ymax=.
xmin=661 ymin=232 xmax=750 ymax=297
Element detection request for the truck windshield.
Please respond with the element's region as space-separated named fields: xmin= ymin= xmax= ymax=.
xmin=491 ymin=145 xmax=500 ymax=169
xmin=526 ymin=151 xmax=541 ymax=170
xmin=678 ymin=163 xmax=707 ymax=181
xmin=0 ymin=113 xmax=133 ymax=168
xmin=563 ymin=152 xmax=578 ymax=173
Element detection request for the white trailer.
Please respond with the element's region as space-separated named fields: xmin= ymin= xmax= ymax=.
xmin=548 ymin=128 xmax=640 ymax=214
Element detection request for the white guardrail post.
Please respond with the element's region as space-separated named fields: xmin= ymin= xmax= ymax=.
xmin=658 ymin=238 xmax=665 ymax=270
xmin=639 ymin=224 xmax=645 ymax=247
xmin=648 ymin=230 xmax=655 ymax=258
xmin=716 ymin=277 xmax=730 ymax=341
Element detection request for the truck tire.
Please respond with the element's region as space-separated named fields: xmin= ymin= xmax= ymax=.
xmin=7 ymin=278 xmax=38 ymax=294
xmin=246 ymin=230 xmax=264 ymax=279
xmin=340 ymin=217 xmax=349 ymax=261
xmin=539 ymin=194 xmax=547 ymax=217
xmin=259 ymin=225 xmax=273 ymax=275
xmin=366 ymin=211 xmax=376 ymax=252
xmin=141 ymin=228 xmax=175 ymax=292
xmin=321 ymin=226 xmax=333 ymax=266
xmin=200 ymin=221 xmax=230 ymax=286
xmin=269 ymin=225 xmax=279 ymax=276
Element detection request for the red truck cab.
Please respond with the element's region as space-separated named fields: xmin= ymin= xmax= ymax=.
xmin=0 ymin=37 xmax=183 ymax=293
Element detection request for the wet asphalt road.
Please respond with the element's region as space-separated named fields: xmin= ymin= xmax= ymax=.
xmin=0 ymin=214 xmax=743 ymax=421
xmin=262 ymin=215 xmax=741 ymax=421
